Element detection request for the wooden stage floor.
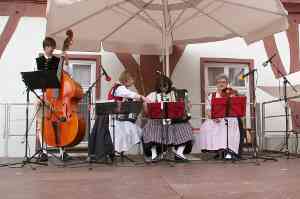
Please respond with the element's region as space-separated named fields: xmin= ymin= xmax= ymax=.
xmin=0 ymin=155 xmax=300 ymax=199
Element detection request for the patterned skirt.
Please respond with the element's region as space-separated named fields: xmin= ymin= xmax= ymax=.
xmin=142 ymin=119 xmax=193 ymax=146
xmin=198 ymin=117 xmax=240 ymax=154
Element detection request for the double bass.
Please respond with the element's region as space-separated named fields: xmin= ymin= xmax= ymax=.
xmin=42 ymin=30 xmax=86 ymax=147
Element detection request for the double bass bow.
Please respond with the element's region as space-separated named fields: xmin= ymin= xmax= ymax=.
xmin=42 ymin=30 xmax=86 ymax=147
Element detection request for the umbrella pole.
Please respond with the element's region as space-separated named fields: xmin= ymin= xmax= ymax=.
xmin=165 ymin=33 xmax=170 ymax=78
xmin=162 ymin=0 xmax=170 ymax=78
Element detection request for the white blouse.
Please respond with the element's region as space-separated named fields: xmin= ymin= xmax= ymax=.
xmin=114 ymin=85 xmax=140 ymax=100
xmin=147 ymin=91 xmax=176 ymax=102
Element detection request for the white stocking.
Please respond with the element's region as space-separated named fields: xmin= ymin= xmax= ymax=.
xmin=151 ymin=146 xmax=158 ymax=159
xmin=176 ymin=145 xmax=186 ymax=158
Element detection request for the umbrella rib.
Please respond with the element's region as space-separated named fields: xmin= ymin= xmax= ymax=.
xmin=168 ymin=0 xmax=207 ymax=33
xmin=216 ymin=0 xmax=288 ymax=16
xmin=168 ymin=1 xmax=189 ymax=33
xmin=141 ymin=10 xmax=163 ymax=32
xmin=116 ymin=4 xmax=162 ymax=32
xmin=49 ymin=0 xmax=129 ymax=36
xmin=180 ymin=0 xmax=243 ymax=37
xmin=100 ymin=0 xmax=155 ymax=42
xmin=127 ymin=0 xmax=162 ymax=31
xmin=173 ymin=0 xmax=216 ymax=31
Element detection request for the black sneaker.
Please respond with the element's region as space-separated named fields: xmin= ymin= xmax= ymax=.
xmin=39 ymin=153 xmax=48 ymax=162
xmin=174 ymin=154 xmax=189 ymax=162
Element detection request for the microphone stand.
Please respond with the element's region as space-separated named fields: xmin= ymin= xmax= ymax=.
xmin=84 ymin=66 xmax=112 ymax=167
xmin=155 ymin=74 xmax=175 ymax=167
xmin=65 ymin=65 xmax=112 ymax=169
xmin=244 ymin=67 xmax=277 ymax=163
xmin=267 ymin=61 xmax=297 ymax=158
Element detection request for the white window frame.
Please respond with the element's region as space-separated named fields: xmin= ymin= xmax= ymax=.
xmin=205 ymin=64 xmax=251 ymax=128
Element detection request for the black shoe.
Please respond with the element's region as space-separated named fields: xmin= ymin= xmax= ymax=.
xmin=213 ymin=153 xmax=220 ymax=160
xmin=108 ymin=154 xmax=115 ymax=162
xmin=214 ymin=150 xmax=225 ymax=160
xmin=39 ymin=153 xmax=48 ymax=162
xmin=174 ymin=154 xmax=189 ymax=162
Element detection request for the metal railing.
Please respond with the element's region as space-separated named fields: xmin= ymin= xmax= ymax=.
xmin=0 ymin=101 xmax=257 ymax=157
xmin=261 ymin=95 xmax=300 ymax=152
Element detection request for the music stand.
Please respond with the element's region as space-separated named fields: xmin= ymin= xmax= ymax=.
xmin=211 ymin=96 xmax=246 ymax=160
xmin=87 ymin=102 xmax=118 ymax=163
xmin=147 ymin=101 xmax=185 ymax=119
xmin=0 ymin=70 xmax=62 ymax=168
xmin=95 ymin=101 xmax=142 ymax=164
xmin=147 ymin=102 xmax=185 ymax=164
xmin=21 ymin=70 xmax=60 ymax=165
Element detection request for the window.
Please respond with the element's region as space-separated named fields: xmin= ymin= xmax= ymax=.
xmin=68 ymin=60 xmax=97 ymax=93
xmin=68 ymin=60 xmax=97 ymax=143
xmin=72 ymin=64 xmax=92 ymax=91
xmin=206 ymin=63 xmax=247 ymax=89
xmin=201 ymin=58 xmax=254 ymax=128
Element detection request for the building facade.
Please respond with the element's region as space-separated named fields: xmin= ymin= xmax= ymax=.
xmin=0 ymin=0 xmax=299 ymax=157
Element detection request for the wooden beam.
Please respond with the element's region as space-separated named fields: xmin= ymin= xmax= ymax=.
xmin=95 ymin=56 xmax=101 ymax=99
xmin=0 ymin=1 xmax=46 ymax=17
xmin=116 ymin=53 xmax=146 ymax=95
xmin=0 ymin=9 xmax=23 ymax=59
xmin=287 ymin=16 xmax=300 ymax=74
xmin=0 ymin=1 xmax=46 ymax=59
xmin=282 ymin=1 xmax=300 ymax=14
xmin=116 ymin=45 xmax=186 ymax=95
xmin=263 ymin=36 xmax=287 ymax=78
xmin=140 ymin=54 xmax=162 ymax=95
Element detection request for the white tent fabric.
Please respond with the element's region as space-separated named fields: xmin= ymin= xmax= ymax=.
xmin=46 ymin=0 xmax=289 ymax=55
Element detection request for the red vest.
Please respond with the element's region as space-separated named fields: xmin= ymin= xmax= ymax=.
xmin=107 ymin=83 xmax=123 ymax=101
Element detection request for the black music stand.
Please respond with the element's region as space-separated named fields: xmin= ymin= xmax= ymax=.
xmin=21 ymin=71 xmax=60 ymax=166
xmin=0 ymin=70 xmax=61 ymax=168
xmin=211 ymin=96 xmax=246 ymax=161
xmin=95 ymin=101 xmax=143 ymax=164
xmin=89 ymin=102 xmax=118 ymax=163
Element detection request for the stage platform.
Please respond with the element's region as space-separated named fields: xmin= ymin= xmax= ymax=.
xmin=0 ymin=154 xmax=300 ymax=199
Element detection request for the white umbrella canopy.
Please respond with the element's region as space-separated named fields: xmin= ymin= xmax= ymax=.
xmin=46 ymin=0 xmax=288 ymax=55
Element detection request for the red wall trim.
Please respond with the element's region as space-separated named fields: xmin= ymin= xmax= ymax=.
xmin=263 ymin=36 xmax=288 ymax=78
xmin=0 ymin=11 xmax=23 ymax=59
xmin=116 ymin=53 xmax=146 ymax=95
xmin=52 ymin=54 xmax=101 ymax=100
xmin=0 ymin=1 xmax=45 ymax=59
xmin=0 ymin=2 xmax=46 ymax=17
xmin=282 ymin=2 xmax=300 ymax=14
xmin=287 ymin=16 xmax=300 ymax=73
xmin=116 ymin=45 xmax=186 ymax=95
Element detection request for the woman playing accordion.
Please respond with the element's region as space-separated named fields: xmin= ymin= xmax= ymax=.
xmin=142 ymin=75 xmax=193 ymax=162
